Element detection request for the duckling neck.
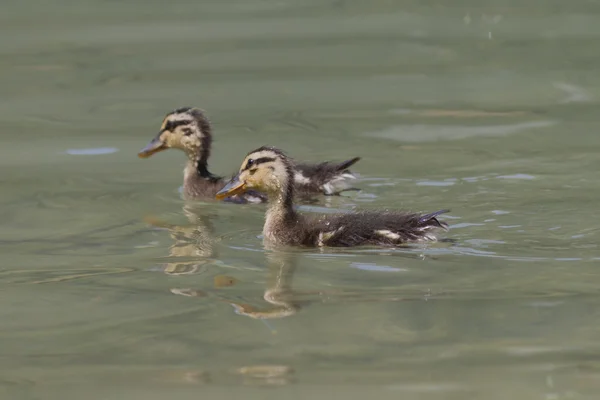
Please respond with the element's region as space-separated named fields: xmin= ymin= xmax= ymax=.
xmin=195 ymin=161 xmax=215 ymax=179
xmin=184 ymin=156 xmax=219 ymax=190
xmin=264 ymin=181 xmax=299 ymax=242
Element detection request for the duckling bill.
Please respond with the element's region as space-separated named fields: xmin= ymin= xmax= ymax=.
xmin=138 ymin=137 xmax=168 ymax=157
xmin=138 ymin=107 xmax=361 ymax=203
xmin=216 ymin=146 xmax=450 ymax=247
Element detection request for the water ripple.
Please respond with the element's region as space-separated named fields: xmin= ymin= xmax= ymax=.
xmin=364 ymin=120 xmax=556 ymax=143
xmin=64 ymin=147 xmax=119 ymax=155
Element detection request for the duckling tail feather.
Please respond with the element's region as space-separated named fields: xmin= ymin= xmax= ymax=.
xmin=418 ymin=209 xmax=450 ymax=230
xmin=321 ymin=157 xmax=361 ymax=195
xmin=335 ymin=157 xmax=361 ymax=172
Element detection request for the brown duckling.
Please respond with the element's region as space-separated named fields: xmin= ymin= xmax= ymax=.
xmin=216 ymin=146 xmax=450 ymax=247
xmin=138 ymin=107 xmax=361 ymax=203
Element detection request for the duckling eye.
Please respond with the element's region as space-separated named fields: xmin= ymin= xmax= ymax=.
xmin=182 ymin=128 xmax=193 ymax=136
xmin=246 ymin=159 xmax=255 ymax=168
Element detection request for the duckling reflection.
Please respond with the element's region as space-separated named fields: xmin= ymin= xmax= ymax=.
xmin=145 ymin=204 xmax=218 ymax=275
xmin=227 ymin=251 xmax=302 ymax=320
xmin=169 ymin=250 xmax=303 ymax=322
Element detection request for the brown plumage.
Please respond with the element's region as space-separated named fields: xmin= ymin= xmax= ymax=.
xmin=138 ymin=107 xmax=361 ymax=203
xmin=216 ymin=146 xmax=450 ymax=247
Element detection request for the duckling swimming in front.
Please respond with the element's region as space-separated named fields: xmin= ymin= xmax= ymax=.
xmin=216 ymin=146 xmax=449 ymax=247
xmin=138 ymin=107 xmax=361 ymax=203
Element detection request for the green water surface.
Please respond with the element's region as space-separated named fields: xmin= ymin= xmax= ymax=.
xmin=2 ymin=0 xmax=600 ymax=399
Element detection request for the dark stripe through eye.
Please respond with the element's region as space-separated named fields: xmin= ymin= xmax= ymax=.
xmin=163 ymin=120 xmax=193 ymax=132
xmin=244 ymin=157 xmax=275 ymax=170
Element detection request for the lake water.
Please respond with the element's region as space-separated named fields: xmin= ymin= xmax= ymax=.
xmin=2 ymin=0 xmax=600 ymax=399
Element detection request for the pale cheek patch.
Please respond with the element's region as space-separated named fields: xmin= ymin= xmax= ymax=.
xmin=185 ymin=136 xmax=201 ymax=147
xmin=175 ymin=135 xmax=201 ymax=152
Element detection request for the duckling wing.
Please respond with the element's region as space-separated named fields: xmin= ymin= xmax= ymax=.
xmin=293 ymin=157 xmax=361 ymax=195
xmin=311 ymin=209 xmax=449 ymax=247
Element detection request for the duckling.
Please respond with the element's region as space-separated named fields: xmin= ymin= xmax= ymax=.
xmin=138 ymin=107 xmax=361 ymax=203
xmin=216 ymin=146 xmax=450 ymax=247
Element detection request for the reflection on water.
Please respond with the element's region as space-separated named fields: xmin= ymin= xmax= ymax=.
xmin=225 ymin=251 xmax=302 ymax=321
xmin=3 ymin=0 xmax=600 ymax=398
xmin=144 ymin=204 xmax=218 ymax=275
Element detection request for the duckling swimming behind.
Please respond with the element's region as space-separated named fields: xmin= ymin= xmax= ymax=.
xmin=216 ymin=146 xmax=450 ymax=247
xmin=138 ymin=107 xmax=361 ymax=203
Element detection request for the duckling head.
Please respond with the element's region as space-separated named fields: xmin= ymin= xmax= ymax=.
xmin=216 ymin=146 xmax=293 ymax=200
xmin=138 ymin=107 xmax=212 ymax=163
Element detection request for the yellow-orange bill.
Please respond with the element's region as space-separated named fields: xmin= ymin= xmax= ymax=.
xmin=216 ymin=175 xmax=246 ymax=200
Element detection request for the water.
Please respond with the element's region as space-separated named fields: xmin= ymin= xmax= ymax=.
xmin=2 ymin=0 xmax=600 ymax=398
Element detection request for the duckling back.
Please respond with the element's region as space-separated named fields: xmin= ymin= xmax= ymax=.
xmin=310 ymin=209 xmax=450 ymax=247
xmin=293 ymin=157 xmax=361 ymax=195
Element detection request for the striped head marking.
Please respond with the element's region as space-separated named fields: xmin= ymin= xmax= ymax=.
xmin=138 ymin=107 xmax=212 ymax=159
xmin=216 ymin=147 xmax=292 ymax=199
